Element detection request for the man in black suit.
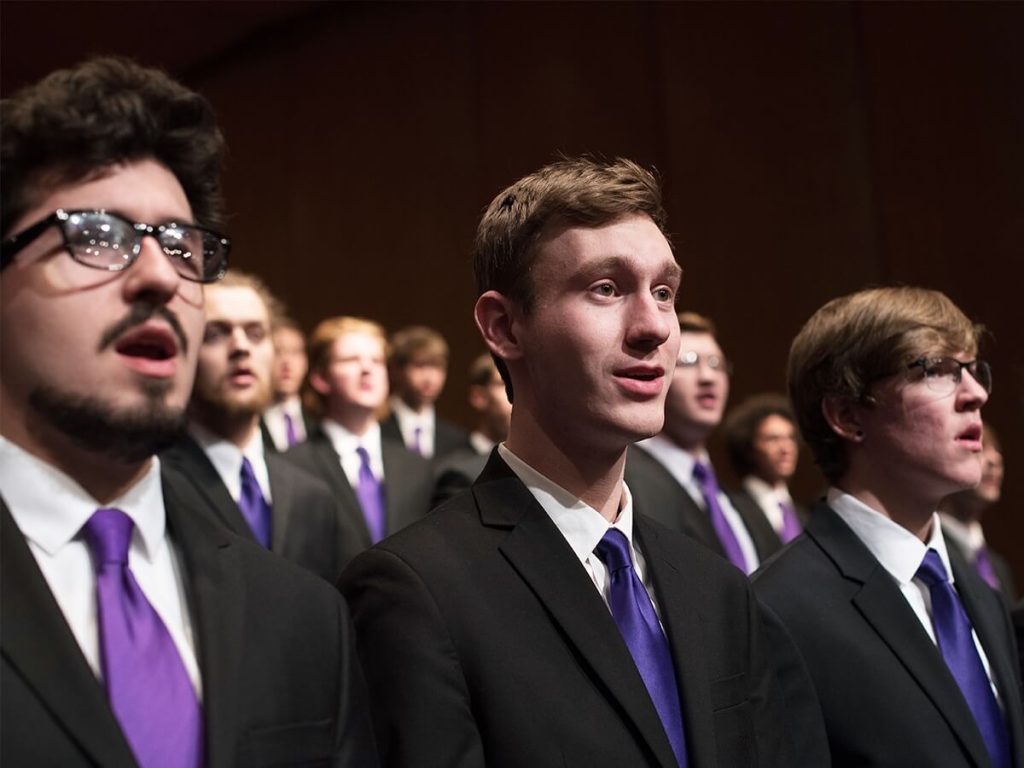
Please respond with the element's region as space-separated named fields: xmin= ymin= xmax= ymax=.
xmin=625 ymin=313 xmax=779 ymax=573
xmin=381 ymin=324 xmax=470 ymax=460
xmin=340 ymin=157 xmax=827 ymax=767
xmin=939 ymin=423 xmax=1016 ymax=602
xmin=430 ymin=353 xmax=511 ymax=507
xmin=753 ymin=286 xmax=1024 ymax=767
xmin=161 ymin=269 xmax=361 ymax=581
xmin=285 ymin=317 xmax=432 ymax=553
xmin=262 ymin=316 xmax=316 ymax=452
xmin=722 ymin=392 xmax=808 ymax=548
xmin=0 ymin=57 xmax=376 ymax=766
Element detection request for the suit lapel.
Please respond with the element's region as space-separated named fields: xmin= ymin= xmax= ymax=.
xmin=305 ymin=433 xmax=371 ymax=546
xmin=635 ymin=517 xmax=718 ymax=768
xmin=266 ymin=454 xmax=295 ymax=553
xmin=161 ymin=473 xmax=245 ymax=768
xmin=727 ymin=489 xmax=782 ymax=560
xmin=808 ymin=505 xmax=991 ymax=766
xmin=381 ymin=438 xmax=421 ymax=532
xmin=474 ymin=458 xmax=679 ymax=768
xmin=1 ymin=503 xmax=137 ymax=767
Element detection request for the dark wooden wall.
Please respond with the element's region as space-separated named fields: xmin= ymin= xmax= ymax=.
xmin=3 ymin=2 xmax=1021 ymax=578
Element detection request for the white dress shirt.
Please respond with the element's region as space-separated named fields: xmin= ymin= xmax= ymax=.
xmin=389 ymin=397 xmax=436 ymax=457
xmin=189 ymin=422 xmax=272 ymax=504
xmin=498 ymin=444 xmax=663 ymax=619
xmin=321 ymin=419 xmax=386 ymax=487
xmin=263 ymin=396 xmax=306 ymax=451
xmin=0 ymin=437 xmax=202 ymax=696
xmin=742 ymin=475 xmax=796 ymax=535
xmin=938 ymin=513 xmax=988 ymax=562
xmin=469 ymin=430 xmax=496 ymax=456
xmin=828 ymin=488 xmax=1000 ymax=701
xmin=635 ymin=435 xmax=760 ymax=572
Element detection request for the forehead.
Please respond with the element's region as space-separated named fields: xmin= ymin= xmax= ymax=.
xmin=15 ymin=158 xmax=192 ymax=234
xmin=531 ymin=214 xmax=678 ymax=287
xmin=333 ymin=330 xmax=384 ymax=356
xmin=757 ymin=414 xmax=795 ymax=435
xmin=204 ymin=285 xmax=269 ymax=323
xmin=273 ymin=326 xmax=305 ymax=347
xmin=678 ymin=331 xmax=721 ymax=354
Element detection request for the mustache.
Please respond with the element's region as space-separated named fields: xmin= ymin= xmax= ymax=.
xmin=98 ymin=302 xmax=189 ymax=355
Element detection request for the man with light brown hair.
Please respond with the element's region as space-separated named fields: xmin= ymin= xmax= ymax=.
xmin=285 ymin=317 xmax=432 ymax=554
xmin=262 ymin=316 xmax=313 ymax=451
xmin=753 ymin=285 xmax=1023 ymax=767
xmin=382 ymin=325 xmax=470 ymax=459
xmin=341 ymin=157 xmax=826 ymax=767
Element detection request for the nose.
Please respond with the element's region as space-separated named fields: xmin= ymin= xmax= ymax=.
xmin=957 ymin=369 xmax=988 ymax=410
xmin=626 ymin=291 xmax=673 ymax=351
xmin=120 ymin=235 xmax=182 ymax=304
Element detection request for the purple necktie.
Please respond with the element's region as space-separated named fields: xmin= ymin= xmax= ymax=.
xmin=238 ymin=458 xmax=272 ymax=548
xmin=973 ymin=547 xmax=1001 ymax=592
xmin=356 ymin=446 xmax=387 ymax=542
xmin=411 ymin=426 xmax=423 ymax=456
xmin=778 ymin=499 xmax=802 ymax=544
xmin=917 ymin=549 xmax=1011 ymax=768
xmin=595 ymin=529 xmax=688 ymax=767
xmin=692 ymin=462 xmax=749 ymax=573
xmin=83 ymin=509 xmax=203 ymax=768
xmin=283 ymin=412 xmax=299 ymax=448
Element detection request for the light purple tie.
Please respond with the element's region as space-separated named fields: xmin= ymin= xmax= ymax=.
xmin=83 ymin=508 xmax=203 ymax=768
xmin=917 ymin=550 xmax=1010 ymax=768
xmin=238 ymin=458 xmax=272 ymax=548
xmin=283 ymin=412 xmax=299 ymax=448
xmin=692 ymin=462 xmax=749 ymax=573
xmin=355 ymin=446 xmax=387 ymax=542
xmin=973 ymin=546 xmax=1001 ymax=591
xmin=595 ymin=529 xmax=688 ymax=767
xmin=778 ymin=499 xmax=803 ymax=543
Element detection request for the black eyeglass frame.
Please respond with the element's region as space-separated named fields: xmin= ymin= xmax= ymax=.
xmin=906 ymin=356 xmax=992 ymax=395
xmin=0 ymin=208 xmax=230 ymax=283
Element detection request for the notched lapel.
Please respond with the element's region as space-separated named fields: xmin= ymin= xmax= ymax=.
xmin=1 ymin=504 xmax=137 ymax=767
xmin=265 ymin=455 xmax=295 ymax=553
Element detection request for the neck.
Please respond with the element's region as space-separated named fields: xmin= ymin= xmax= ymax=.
xmin=191 ymin=406 xmax=259 ymax=449
xmin=837 ymin=463 xmax=938 ymax=541
xmin=274 ymin=392 xmax=301 ymax=408
xmin=505 ymin=410 xmax=626 ymax=522
xmin=397 ymin=395 xmax=430 ymax=416
xmin=328 ymin=407 xmax=376 ymax=437
xmin=661 ymin=421 xmax=709 ymax=454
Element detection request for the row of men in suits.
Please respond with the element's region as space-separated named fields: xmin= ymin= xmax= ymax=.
xmin=1 ymin=57 xmax=377 ymax=765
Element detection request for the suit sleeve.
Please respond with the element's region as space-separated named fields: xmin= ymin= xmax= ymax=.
xmin=332 ymin=594 xmax=381 ymax=767
xmin=749 ymin=595 xmax=831 ymax=766
xmin=338 ymin=547 xmax=484 ymax=768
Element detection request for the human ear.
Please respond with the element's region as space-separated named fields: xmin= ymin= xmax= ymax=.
xmin=822 ymin=395 xmax=865 ymax=442
xmin=474 ymin=291 xmax=523 ymax=364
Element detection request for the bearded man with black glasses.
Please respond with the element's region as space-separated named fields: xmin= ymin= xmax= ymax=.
xmin=1 ymin=57 xmax=376 ymax=767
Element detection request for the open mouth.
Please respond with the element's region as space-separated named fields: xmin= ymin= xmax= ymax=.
xmin=615 ymin=366 xmax=665 ymax=397
xmin=114 ymin=326 xmax=179 ymax=377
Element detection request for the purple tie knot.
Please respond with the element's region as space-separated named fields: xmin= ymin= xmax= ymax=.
xmin=916 ymin=549 xmax=949 ymax=587
xmin=83 ymin=508 xmax=134 ymax=566
xmin=595 ymin=528 xmax=632 ymax=573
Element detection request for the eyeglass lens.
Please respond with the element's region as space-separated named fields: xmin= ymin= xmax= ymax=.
xmin=919 ymin=358 xmax=992 ymax=394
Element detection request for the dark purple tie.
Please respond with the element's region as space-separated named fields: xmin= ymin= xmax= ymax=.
xmin=595 ymin=529 xmax=688 ymax=767
xmin=916 ymin=549 xmax=1011 ymax=768
xmin=283 ymin=412 xmax=299 ymax=448
xmin=238 ymin=458 xmax=272 ymax=548
xmin=356 ymin=446 xmax=387 ymax=542
xmin=973 ymin=547 xmax=1001 ymax=592
xmin=411 ymin=426 xmax=423 ymax=456
xmin=692 ymin=462 xmax=749 ymax=572
xmin=778 ymin=499 xmax=803 ymax=543
xmin=83 ymin=508 xmax=203 ymax=768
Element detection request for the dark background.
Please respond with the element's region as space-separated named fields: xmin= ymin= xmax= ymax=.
xmin=3 ymin=1 xmax=1021 ymax=577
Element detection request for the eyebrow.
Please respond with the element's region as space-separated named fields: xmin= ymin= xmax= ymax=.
xmin=577 ymin=254 xmax=683 ymax=284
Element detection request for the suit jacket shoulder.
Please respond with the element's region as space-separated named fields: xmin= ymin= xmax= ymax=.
xmin=340 ymin=454 xmax=826 ymax=767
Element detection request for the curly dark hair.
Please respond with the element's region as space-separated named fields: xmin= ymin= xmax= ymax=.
xmin=1 ymin=56 xmax=225 ymax=238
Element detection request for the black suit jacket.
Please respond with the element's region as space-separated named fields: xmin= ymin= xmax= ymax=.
xmin=1 ymin=473 xmax=377 ymax=767
xmin=283 ymin=428 xmax=433 ymax=551
xmin=753 ymin=502 xmax=1024 ymax=767
xmin=429 ymin=447 xmax=490 ymax=509
xmin=944 ymin=533 xmax=1018 ymax=604
xmin=728 ymin=485 xmax=810 ymax=553
xmin=161 ymin=435 xmax=363 ymax=581
xmin=260 ymin=410 xmax=318 ymax=454
xmin=380 ymin=411 xmax=471 ymax=460
xmin=624 ymin=444 xmax=782 ymax=563
xmin=339 ymin=454 xmax=827 ymax=767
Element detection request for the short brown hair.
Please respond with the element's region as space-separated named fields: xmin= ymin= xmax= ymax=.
xmin=303 ymin=316 xmax=388 ymax=417
xmin=788 ymin=286 xmax=982 ymax=484
xmin=208 ymin=269 xmax=283 ymax=322
xmin=677 ymin=311 xmax=717 ymax=336
xmin=389 ymin=325 xmax=449 ymax=369
xmin=2 ymin=56 xmax=225 ymax=238
xmin=474 ymin=156 xmax=671 ymax=398
xmin=468 ymin=353 xmax=499 ymax=388
xmin=723 ymin=393 xmax=796 ymax=477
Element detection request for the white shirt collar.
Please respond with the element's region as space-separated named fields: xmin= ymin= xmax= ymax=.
xmin=938 ymin=513 xmax=986 ymax=553
xmin=390 ymin=397 xmax=435 ymax=431
xmin=743 ymin=474 xmax=791 ymax=504
xmin=828 ymin=488 xmax=954 ymax=586
xmin=322 ymin=418 xmax=383 ymax=464
xmin=0 ymin=436 xmax=167 ymax=561
xmin=497 ymin=443 xmax=636 ymax=567
xmin=188 ymin=422 xmax=270 ymax=501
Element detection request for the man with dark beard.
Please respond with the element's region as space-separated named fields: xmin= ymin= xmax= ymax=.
xmin=0 ymin=58 xmax=376 ymax=767
xmin=161 ymin=270 xmax=362 ymax=581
